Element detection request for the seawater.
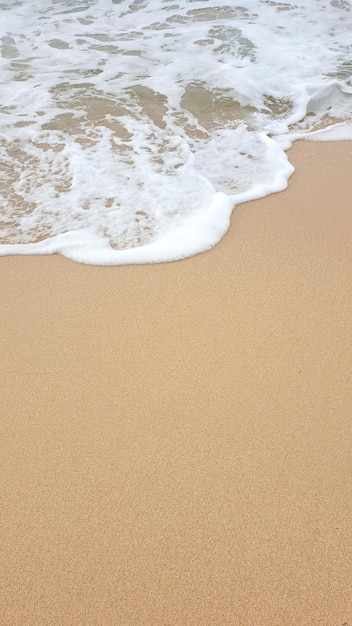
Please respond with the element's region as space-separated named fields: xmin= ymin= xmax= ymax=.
xmin=1 ymin=0 xmax=351 ymax=265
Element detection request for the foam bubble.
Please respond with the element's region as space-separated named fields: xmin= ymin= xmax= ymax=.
xmin=0 ymin=0 xmax=351 ymax=264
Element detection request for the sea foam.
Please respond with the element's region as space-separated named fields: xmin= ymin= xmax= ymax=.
xmin=0 ymin=0 xmax=351 ymax=264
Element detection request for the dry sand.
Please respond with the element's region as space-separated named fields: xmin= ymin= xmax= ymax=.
xmin=0 ymin=140 xmax=351 ymax=625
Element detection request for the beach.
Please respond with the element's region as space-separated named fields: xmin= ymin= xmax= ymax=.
xmin=1 ymin=139 xmax=351 ymax=624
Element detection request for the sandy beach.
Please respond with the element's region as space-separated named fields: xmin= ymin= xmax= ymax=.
xmin=1 ymin=139 xmax=351 ymax=625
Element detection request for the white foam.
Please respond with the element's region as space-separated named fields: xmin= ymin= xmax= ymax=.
xmin=1 ymin=0 xmax=351 ymax=264
xmin=287 ymin=120 xmax=352 ymax=142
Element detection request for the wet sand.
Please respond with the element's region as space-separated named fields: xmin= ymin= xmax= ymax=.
xmin=1 ymin=140 xmax=351 ymax=625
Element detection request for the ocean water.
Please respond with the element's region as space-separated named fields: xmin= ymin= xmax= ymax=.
xmin=0 ymin=0 xmax=351 ymax=265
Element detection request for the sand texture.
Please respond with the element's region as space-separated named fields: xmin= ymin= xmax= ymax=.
xmin=1 ymin=140 xmax=351 ymax=625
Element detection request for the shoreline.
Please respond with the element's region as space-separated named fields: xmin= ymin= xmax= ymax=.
xmin=1 ymin=139 xmax=351 ymax=624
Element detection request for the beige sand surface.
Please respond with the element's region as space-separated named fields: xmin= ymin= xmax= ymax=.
xmin=0 ymin=140 xmax=351 ymax=625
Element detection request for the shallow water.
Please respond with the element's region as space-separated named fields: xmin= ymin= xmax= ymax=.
xmin=1 ymin=0 xmax=352 ymax=264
